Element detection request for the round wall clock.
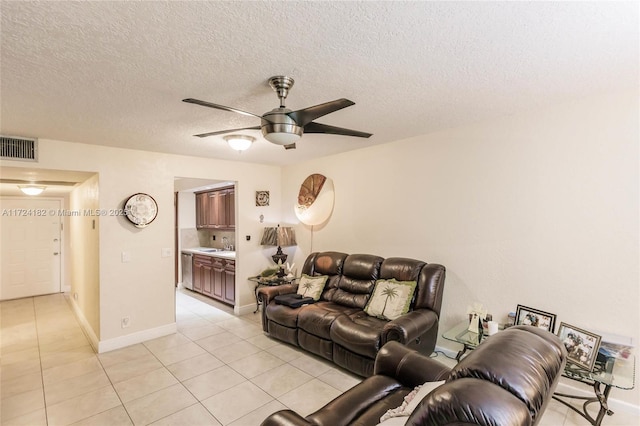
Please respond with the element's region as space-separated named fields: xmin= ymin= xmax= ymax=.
xmin=124 ymin=193 xmax=158 ymax=228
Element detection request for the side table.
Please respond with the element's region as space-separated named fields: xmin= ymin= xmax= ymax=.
xmin=442 ymin=320 xmax=496 ymax=360
xmin=249 ymin=276 xmax=297 ymax=313
xmin=553 ymin=354 xmax=635 ymax=426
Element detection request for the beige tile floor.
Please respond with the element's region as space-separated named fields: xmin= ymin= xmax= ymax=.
xmin=1 ymin=289 xmax=637 ymax=425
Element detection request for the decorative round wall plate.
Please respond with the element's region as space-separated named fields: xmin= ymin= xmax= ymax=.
xmin=124 ymin=193 xmax=158 ymax=228
xmin=295 ymin=174 xmax=335 ymax=225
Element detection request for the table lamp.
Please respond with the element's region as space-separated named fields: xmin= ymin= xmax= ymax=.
xmin=260 ymin=224 xmax=297 ymax=265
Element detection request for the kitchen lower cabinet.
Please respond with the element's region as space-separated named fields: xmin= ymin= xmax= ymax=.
xmin=223 ymin=260 xmax=235 ymax=305
xmin=192 ymin=255 xmax=210 ymax=294
xmin=192 ymin=255 xmax=235 ymax=306
xmin=212 ymin=258 xmax=224 ymax=300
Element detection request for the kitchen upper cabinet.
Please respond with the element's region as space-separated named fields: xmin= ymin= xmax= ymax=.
xmin=196 ymin=187 xmax=235 ymax=230
xmin=195 ymin=192 xmax=209 ymax=229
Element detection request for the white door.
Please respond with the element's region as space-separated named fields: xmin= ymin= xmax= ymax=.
xmin=1 ymin=198 xmax=62 ymax=300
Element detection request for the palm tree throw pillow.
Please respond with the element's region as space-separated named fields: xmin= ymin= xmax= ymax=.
xmin=296 ymin=274 xmax=328 ymax=301
xmin=364 ymin=279 xmax=418 ymax=320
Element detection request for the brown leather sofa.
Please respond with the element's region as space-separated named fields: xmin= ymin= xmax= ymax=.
xmin=262 ymin=326 xmax=568 ymax=426
xmin=257 ymin=251 xmax=446 ymax=377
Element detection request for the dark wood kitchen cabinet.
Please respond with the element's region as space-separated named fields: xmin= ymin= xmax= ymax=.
xmin=195 ymin=186 xmax=235 ymax=230
xmin=192 ymin=254 xmax=235 ymax=306
xmin=192 ymin=254 xmax=212 ymax=296
xmin=212 ymin=257 xmax=224 ymax=300
xmin=223 ymin=260 xmax=235 ymax=305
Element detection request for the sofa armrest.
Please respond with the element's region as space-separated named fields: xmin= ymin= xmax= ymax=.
xmin=382 ymin=309 xmax=438 ymax=346
xmin=261 ymin=410 xmax=312 ymax=426
xmin=375 ymin=341 xmax=451 ymax=388
xmin=257 ymin=284 xmax=297 ymax=305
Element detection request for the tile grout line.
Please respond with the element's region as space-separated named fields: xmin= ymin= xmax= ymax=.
xmin=31 ymin=296 xmax=50 ymax=425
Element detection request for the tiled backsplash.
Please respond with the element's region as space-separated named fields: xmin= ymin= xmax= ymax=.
xmin=181 ymin=228 xmax=199 ymax=248
xmin=180 ymin=228 xmax=236 ymax=250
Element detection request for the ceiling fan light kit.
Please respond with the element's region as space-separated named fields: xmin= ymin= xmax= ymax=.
xmin=183 ymin=75 xmax=372 ymax=150
xmin=224 ymin=134 xmax=254 ymax=151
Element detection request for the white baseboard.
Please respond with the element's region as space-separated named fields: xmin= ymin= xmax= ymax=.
xmin=69 ymin=297 xmax=99 ymax=352
xmin=555 ymin=381 xmax=640 ymax=417
xmin=433 ymin=344 xmax=459 ymax=360
xmin=97 ymin=322 xmax=177 ymax=353
xmin=69 ymin=296 xmax=178 ymax=353
xmin=236 ymin=302 xmax=257 ymax=316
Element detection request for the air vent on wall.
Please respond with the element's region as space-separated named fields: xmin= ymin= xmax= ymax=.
xmin=1 ymin=136 xmax=38 ymax=161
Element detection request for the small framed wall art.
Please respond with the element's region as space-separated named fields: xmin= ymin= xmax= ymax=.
xmin=256 ymin=191 xmax=270 ymax=206
xmin=515 ymin=305 xmax=557 ymax=333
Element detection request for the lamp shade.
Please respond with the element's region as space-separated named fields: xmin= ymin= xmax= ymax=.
xmin=261 ymin=225 xmax=296 ymax=265
xmin=260 ymin=225 xmax=297 ymax=247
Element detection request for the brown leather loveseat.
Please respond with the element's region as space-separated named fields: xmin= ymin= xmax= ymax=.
xmin=262 ymin=326 xmax=568 ymax=426
xmin=257 ymin=251 xmax=446 ymax=377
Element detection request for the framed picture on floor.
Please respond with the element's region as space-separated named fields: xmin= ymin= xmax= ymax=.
xmin=515 ymin=305 xmax=557 ymax=333
xmin=557 ymin=322 xmax=602 ymax=371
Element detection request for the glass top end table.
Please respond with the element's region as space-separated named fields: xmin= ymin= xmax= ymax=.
xmin=554 ymin=353 xmax=635 ymax=426
xmin=442 ymin=320 xmax=492 ymax=360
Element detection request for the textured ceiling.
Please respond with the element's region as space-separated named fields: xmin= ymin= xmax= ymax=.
xmin=1 ymin=1 xmax=637 ymax=166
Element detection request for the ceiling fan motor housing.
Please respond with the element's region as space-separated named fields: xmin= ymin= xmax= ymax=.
xmin=261 ymin=107 xmax=303 ymax=145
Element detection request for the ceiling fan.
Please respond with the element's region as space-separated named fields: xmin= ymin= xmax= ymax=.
xmin=183 ymin=76 xmax=372 ymax=150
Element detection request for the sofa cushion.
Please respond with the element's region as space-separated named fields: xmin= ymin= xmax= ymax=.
xmin=331 ymin=311 xmax=388 ymax=358
xmin=364 ymin=279 xmax=417 ymax=320
xmin=297 ymin=274 xmax=328 ymax=301
xmin=298 ymin=302 xmax=359 ymax=339
xmin=265 ymin=303 xmax=301 ymax=328
xmin=321 ymin=254 xmax=382 ymax=307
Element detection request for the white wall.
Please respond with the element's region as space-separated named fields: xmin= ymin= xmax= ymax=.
xmin=178 ymin=191 xmax=196 ymax=229
xmin=1 ymin=140 xmax=282 ymax=350
xmin=69 ymin=175 xmax=100 ymax=342
xmin=282 ymin=91 xmax=639 ymax=406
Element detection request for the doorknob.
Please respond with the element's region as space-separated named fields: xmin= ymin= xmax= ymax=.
xmin=53 ymin=252 xmax=59 ymax=255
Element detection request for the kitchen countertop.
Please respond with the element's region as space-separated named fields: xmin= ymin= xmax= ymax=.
xmin=181 ymin=247 xmax=236 ymax=260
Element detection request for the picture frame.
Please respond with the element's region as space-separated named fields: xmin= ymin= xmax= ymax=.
xmin=515 ymin=304 xmax=557 ymax=333
xmin=557 ymin=322 xmax=602 ymax=371
xmin=255 ymin=191 xmax=270 ymax=206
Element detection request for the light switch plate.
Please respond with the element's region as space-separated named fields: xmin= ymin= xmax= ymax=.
xmin=161 ymin=248 xmax=171 ymax=257
xmin=121 ymin=251 xmax=131 ymax=263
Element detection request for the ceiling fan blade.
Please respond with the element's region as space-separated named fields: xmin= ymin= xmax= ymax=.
xmin=194 ymin=126 xmax=261 ymax=138
xmin=287 ymin=99 xmax=355 ymax=127
xmin=303 ymin=122 xmax=372 ymax=138
xmin=183 ymin=98 xmax=263 ymax=120
xmin=283 ymin=143 xmax=296 ymax=150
